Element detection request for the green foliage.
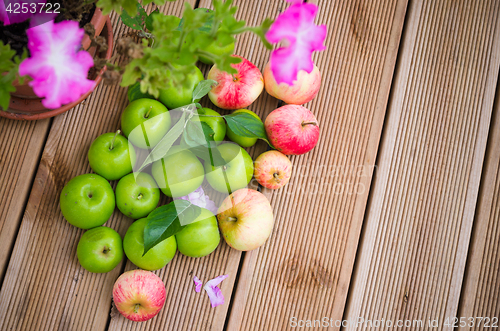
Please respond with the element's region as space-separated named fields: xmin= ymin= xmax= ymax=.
xmin=143 ymin=200 xmax=201 ymax=256
xmin=224 ymin=112 xmax=273 ymax=147
xmin=119 ymin=0 xmax=274 ymax=98
xmin=0 ymin=42 xmax=26 ymax=111
xmin=98 ymin=0 xmax=173 ymax=16
xmin=191 ymin=79 xmax=217 ymax=102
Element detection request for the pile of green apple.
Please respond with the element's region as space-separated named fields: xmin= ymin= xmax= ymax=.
xmin=59 ymin=53 xmax=322 ymax=321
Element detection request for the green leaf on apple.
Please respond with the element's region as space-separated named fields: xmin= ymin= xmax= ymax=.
xmin=137 ymin=108 xmax=190 ymax=172
xmin=184 ymin=121 xmax=226 ymax=167
xmin=184 ymin=121 xmax=214 ymax=147
xmin=224 ymin=112 xmax=274 ymax=148
xmin=143 ymin=200 xmax=202 ymax=256
xmin=191 ymin=79 xmax=217 ymax=102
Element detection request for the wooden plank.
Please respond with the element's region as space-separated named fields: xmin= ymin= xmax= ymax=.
xmin=0 ymin=3 xmax=194 ymax=331
xmin=106 ymin=1 xmax=282 ymax=330
xmin=0 ymin=118 xmax=50 ymax=285
xmin=226 ymin=0 xmax=408 ymax=330
xmin=458 ymin=83 xmax=500 ymax=328
xmin=345 ymin=0 xmax=500 ymax=329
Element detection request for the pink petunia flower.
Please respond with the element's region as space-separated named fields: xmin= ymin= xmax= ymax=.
xmin=193 ymin=276 xmax=203 ymax=293
xmin=18 ymin=19 xmax=95 ymax=109
xmin=266 ymin=1 xmax=327 ymax=85
xmin=203 ymin=275 xmax=228 ymax=308
xmin=174 ymin=186 xmax=218 ymax=215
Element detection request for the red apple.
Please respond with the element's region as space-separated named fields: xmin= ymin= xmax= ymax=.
xmin=265 ymin=105 xmax=320 ymax=155
xmin=217 ymin=188 xmax=274 ymax=251
xmin=254 ymin=151 xmax=292 ymax=190
xmin=208 ymin=55 xmax=264 ymax=110
xmin=113 ymin=270 xmax=166 ymax=322
xmin=264 ymin=61 xmax=321 ymax=105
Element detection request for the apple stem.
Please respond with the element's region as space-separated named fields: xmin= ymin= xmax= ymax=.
xmin=145 ymin=106 xmax=152 ymax=119
xmin=273 ymin=172 xmax=281 ymax=183
xmin=134 ymin=303 xmax=140 ymax=314
xmin=110 ymin=130 xmax=121 ymax=150
xmin=302 ymin=121 xmax=318 ymax=127
xmin=228 ymin=217 xmax=237 ymax=222
xmin=137 ymin=193 xmax=143 ymax=200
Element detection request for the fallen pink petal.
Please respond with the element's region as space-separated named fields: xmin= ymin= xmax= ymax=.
xmin=193 ymin=276 xmax=202 ymax=293
xmin=203 ymin=275 xmax=228 ymax=308
xmin=174 ymin=186 xmax=219 ymax=215
xmin=18 ymin=19 xmax=95 ymax=109
xmin=266 ymin=2 xmax=327 ymax=85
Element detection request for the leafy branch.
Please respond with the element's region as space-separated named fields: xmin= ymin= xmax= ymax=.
xmin=117 ymin=0 xmax=273 ymax=98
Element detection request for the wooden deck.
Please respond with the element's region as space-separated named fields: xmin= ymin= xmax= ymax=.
xmin=0 ymin=0 xmax=499 ymax=330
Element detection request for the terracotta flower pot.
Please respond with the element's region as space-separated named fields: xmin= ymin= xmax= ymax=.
xmin=1 ymin=8 xmax=113 ymax=121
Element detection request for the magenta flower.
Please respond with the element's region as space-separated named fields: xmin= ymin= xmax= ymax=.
xmin=18 ymin=19 xmax=95 ymax=109
xmin=193 ymin=276 xmax=203 ymax=293
xmin=0 ymin=0 xmax=46 ymax=25
xmin=203 ymin=275 xmax=228 ymax=308
xmin=266 ymin=1 xmax=327 ymax=85
xmin=174 ymin=186 xmax=218 ymax=215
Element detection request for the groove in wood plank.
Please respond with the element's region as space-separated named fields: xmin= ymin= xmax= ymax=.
xmin=106 ymin=1 xmax=281 ymax=330
xmin=458 ymin=78 xmax=500 ymax=329
xmin=0 ymin=118 xmax=50 ymax=286
xmin=345 ymin=0 xmax=500 ymax=330
xmin=225 ymin=0 xmax=408 ymax=330
xmin=0 ymin=3 xmax=194 ymax=331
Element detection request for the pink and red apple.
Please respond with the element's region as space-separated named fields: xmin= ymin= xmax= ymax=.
xmin=217 ymin=188 xmax=274 ymax=251
xmin=264 ymin=62 xmax=321 ymax=105
xmin=254 ymin=151 xmax=292 ymax=190
xmin=265 ymin=105 xmax=320 ymax=155
xmin=208 ymin=55 xmax=264 ymax=110
xmin=113 ymin=270 xmax=166 ymax=322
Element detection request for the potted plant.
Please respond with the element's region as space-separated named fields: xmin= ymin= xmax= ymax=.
xmin=0 ymin=0 xmax=114 ymax=120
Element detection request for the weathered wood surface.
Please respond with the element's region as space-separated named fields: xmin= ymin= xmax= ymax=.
xmin=0 ymin=118 xmax=50 ymax=285
xmin=2 ymin=1 xmax=500 ymax=331
xmin=226 ymin=0 xmax=408 ymax=330
xmin=345 ymin=0 xmax=500 ymax=330
xmin=458 ymin=77 xmax=500 ymax=329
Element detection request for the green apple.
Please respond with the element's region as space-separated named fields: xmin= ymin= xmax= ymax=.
xmin=175 ymin=207 xmax=220 ymax=258
xmin=77 ymin=226 xmax=123 ymax=273
xmin=183 ymin=108 xmax=226 ymax=145
xmin=116 ymin=173 xmax=160 ymax=219
xmin=205 ymin=142 xmax=254 ymax=193
xmin=88 ymin=131 xmax=137 ymax=181
xmin=60 ymin=174 xmax=115 ymax=229
xmin=151 ymin=145 xmax=205 ymax=198
xmin=123 ymin=218 xmax=177 ymax=271
xmin=226 ymin=109 xmax=262 ymax=147
xmin=121 ymin=99 xmax=171 ymax=149
xmin=158 ymin=66 xmax=204 ymax=109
